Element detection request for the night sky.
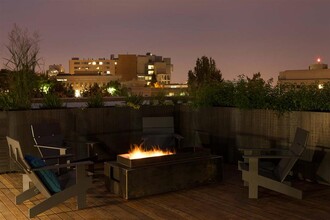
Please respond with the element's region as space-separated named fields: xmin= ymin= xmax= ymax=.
xmin=1 ymin=0 xmax=330 ymax=83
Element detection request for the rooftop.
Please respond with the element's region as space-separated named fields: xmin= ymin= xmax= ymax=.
xmin=1 ymin=165 xmax=329 ymax=219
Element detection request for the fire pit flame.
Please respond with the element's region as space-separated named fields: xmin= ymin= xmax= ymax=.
xmin=128 ymin=144 xmax=175 ymax=159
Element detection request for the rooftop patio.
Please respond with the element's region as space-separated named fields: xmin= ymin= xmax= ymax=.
xmin=1 ymin=164 xmax=329 ymax=219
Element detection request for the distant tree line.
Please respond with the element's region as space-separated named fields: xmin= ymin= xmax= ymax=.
xmin=188 ymin=56 xmax=330 ymax=114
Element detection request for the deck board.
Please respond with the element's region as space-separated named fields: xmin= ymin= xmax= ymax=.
xmin=0 ymin=165 xmax=329 ymax=219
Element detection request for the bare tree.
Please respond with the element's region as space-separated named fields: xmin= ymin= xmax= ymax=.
xmin=4 ymin=24 xmax=41 ymax=72
xmin=2 ymin=24 xmax=41 ymax=109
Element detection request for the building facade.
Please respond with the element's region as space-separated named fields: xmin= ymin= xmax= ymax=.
xmin=68 ymin=53 xmax=173 ymax=85
xmin=278 ymin=59 xmax=330 ymax=88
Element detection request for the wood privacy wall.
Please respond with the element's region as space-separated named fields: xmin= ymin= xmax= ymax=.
xmin=1 ymin=106 xmax=329 ymax=183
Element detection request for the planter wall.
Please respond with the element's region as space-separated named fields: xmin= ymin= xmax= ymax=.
xmin=1 ymin=105 xmax=330 ymax=184
xmin=178 ymin=106 xmax=330 ymax=184
xmin=0 ymin=106 xmax=175 ymax=172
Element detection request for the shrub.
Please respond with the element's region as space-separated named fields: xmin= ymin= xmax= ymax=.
xmin=125 ymin=94 xmax=143 ymax=109
xmin=41 ymin=93 xmax=63 ymax=109
xmin=86 ymin=93 xmax=104 ymax=108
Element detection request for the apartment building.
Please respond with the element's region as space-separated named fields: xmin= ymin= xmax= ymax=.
xmin=68 ymin=53 xmax=173 ymax=85
xmin=278 ymin=58 xmax=330 ymax=88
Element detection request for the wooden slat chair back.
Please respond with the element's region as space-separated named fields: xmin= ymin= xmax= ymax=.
xmin=31 ymin=122 xmax=67 ymax=157
xmin=143 ymin=117 xmax=175 ymax=134
xmin=274 ymin=127 xmax=309 ymax=182
xmin=142 ymin=117 xmax=183 ymax=150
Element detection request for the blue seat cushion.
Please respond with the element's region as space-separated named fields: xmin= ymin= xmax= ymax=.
xmin=24 ymin=155 xmax=61 ymax=194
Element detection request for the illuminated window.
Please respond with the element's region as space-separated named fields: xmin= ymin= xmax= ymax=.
xmin=106 ymin=71 xmax=110 ymax=74
xmin=148 ymin=65 xmax=154 ymax=70
xmin=88 ymin=62 xmax=91 ymax=65
xmin=92 ymin=61 xmax=96 ymax=65
xmin=96 ymin=67 xmax=100 ymax=70
xmin=115 ymin=62 xmax=117 ymax=65
xmin=99 ymin=62 xmax=103 ymax=65
xmin=148 ymin=70 xmax=154 ymax=75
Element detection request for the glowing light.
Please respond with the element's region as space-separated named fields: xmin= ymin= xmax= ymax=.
xmin=107 ymin=87 xmax=116 ymax=95
xmin=40 ymin=84 xmax=50 ymax=94
xmin=99 ymin=61 xmax=103 ymax=65
xmin=74 ymin=90 xmax=81 ymax=98
xmin=127 ymin=144 xmax=174 ymax=159
xmin=92 ymin=61 xmax=96 ymax=65
xmin=317 ymin=58 xmax=321 ymax=63
xmin=318 ymin=84 xmax=324 ymax=89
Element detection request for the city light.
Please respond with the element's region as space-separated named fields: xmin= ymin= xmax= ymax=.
xmin=74 ymin=90 xmax=81 ymax=98
xmin=317 ymin=58 xmax=321 ymax=63
xmin=107 ymin=87 xmax=116 ymax=95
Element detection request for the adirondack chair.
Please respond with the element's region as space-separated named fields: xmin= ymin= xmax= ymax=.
xmin=7 ymin=136 xmax=93 ymax=218
xmin=142 ymin=116 xmax=183 ymax=150
xmin=238 ymin=127 xmax=309 ymax=199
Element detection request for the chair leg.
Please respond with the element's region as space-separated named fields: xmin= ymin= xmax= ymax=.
xmin=77 ymin=192 xmax=87 ymax=209
xmin=16 ymin=186 xmax=39 ymax=204
xmin=22 ymin=174 xmax=31 ymax=191
xmin=29 ymin=184 xmax=83 ymax=218
xmin=243 ymin=158 xmax=259 ymax=198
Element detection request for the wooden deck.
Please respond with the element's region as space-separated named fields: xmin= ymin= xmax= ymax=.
xmin=0 ymin=164 xmax=330 ymax=220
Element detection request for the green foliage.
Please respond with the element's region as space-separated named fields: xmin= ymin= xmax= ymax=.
xmin=125 ymin=94 xmax=143 ymax=109
xmin=0 ymin=69 xmax=11 ymax=93
xmin=151 ymin=91 xmax=167 ymax=105
xmin=86 ymin=93 xmax=104 ymax=108
xmin=192 ymin=81 xmax=235 ymax=107
xmin=41 ymin=93 xmax=63 ymax=109
xmin=150 ymin=73 xmax=157 ymax=87
xmin=103 ymin=81 xmax=127 ymax=96
xmin=0 ymin=93 xmax=15 ymax=111
xmin=83 ymin=83 xmax=102 ymax=97
xmin=191 ymin=71 xmax=330 ymax=114
xmin=8 ymin=70 xmax=38 ymax=109
xmin=188 ymin=56 xmax=223 ymax=92
xmin=234 ymin=73 xmax=273 ymax=109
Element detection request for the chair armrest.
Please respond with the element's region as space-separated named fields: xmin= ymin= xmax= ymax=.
xmin=41 ymin=154 xmax=74 ymax=160
xmin=34 ymin=144 xmax=68 ymax=151
xmin=243 ymin=154 xmax=299 ymax=159
xmin=239 ymin=147 xmax=290 ymax=152
xmin=31 ymin=160 xmax=93 ymax=171
xmin=242 ymin=148 xmax=299 ymax=158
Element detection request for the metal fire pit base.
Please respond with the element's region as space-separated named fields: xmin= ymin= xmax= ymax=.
xmin=104 ymin=155 xmax=223 ymax=199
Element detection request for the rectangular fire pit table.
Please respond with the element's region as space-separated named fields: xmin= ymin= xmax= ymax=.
xmin=104 ymin=151 xmax=223 ymax=199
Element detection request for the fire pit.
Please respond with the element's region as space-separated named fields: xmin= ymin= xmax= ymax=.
xmin=104 ymin=145 xmax=223 ymax=199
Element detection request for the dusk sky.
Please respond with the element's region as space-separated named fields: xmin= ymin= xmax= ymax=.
xmin=1 ymin=0 xmax=330 ymax=83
